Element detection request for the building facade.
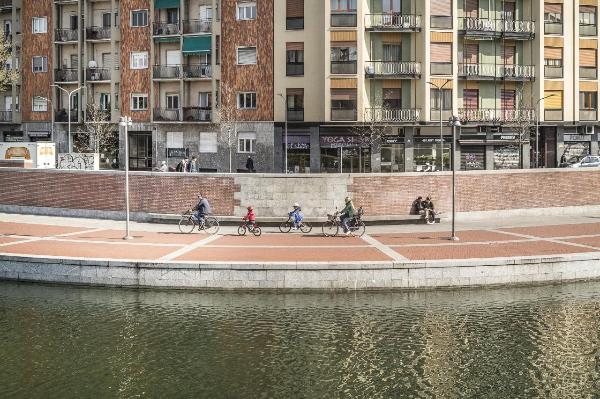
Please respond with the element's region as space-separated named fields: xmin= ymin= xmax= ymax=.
xmin=3 ymin=0 xmax=600 ymax=172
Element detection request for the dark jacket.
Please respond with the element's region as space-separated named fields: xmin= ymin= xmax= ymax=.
xmin=194 ymin=198 xmax=211 ymax=215
xmin=246 ymin=157 xmax=254 ymax=171
xmin=176 ymin=161 xmax=187 ymax=172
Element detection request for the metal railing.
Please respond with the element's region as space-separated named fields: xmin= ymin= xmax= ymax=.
xmin=364 ymin=61 xmax=421 ymax=77
xmin=86 ymin=68 xmax=111 ymax=81
xmin=55 ymin=28 xmax=78 ymax=42
xmin=183 ymin=64 xmax=211 ymax=79
xmin=331 ymin=13 xmax=357 ymax=27
xmin=0 ymin=110 xmax=12 ymax=122
xmin=287 ymin=108 xmax=304 ymax=121
xmin=430 ymin=15 xmax=452 ymax=29
xmin=153 ymin=22 xmax=180 ymax=36
xmin=365 ymin=108 xmax=420 ymax=122
xmin=54 ymin=68 xmax=78 ymax=82
xmin=544 ymin=21 xmax=563 ymax=35
xmin=286 ymin=63 xmax=304 ymax=76
xmin=153 ymin=65 xmax=182 ymax=79
xmin=183 ymin=19 xmax=212 ymax=34
xmin=459 ymin=17 xmax=496 ymax=33
xmin=502 ymin=19 xmax=536 ymax=35
xmin=458 ymin=63 xmax=496 ymax=78
xmin=430 ymin=109 xmax=453 ymax=122
xmin=544 ymin=65 xmax=563 ymax=78
xmin=544 ymin=109 xmax=563 ymax=121
xmin=183 ymin=107 xmax=211 ymax=122
xmin=458 ymin=108 xmax=536 ymax=123
xmin=580 ymin=110 xmax=597 ymax=121
xmin=501 ymin=64 xmax=535 ymax=80
xmin=580 ymin=24 xmax=597 ymax=36
xmin=86 ymin=27 xmax=111 ymax=40
xmin=580 ymin=66 xmax=597 ymax=80
xmin=458 ymin=18 xmax=535 ymax=36
xmin=364 ymin=14 xmax=421 ymax=30
xmin=331 ymin=108 xmax=357 ymax=121
xmin=431 ymin=62 xmax=452 ymax=76
xmin=55 ymin=109 xmax=79 ymax=122
xmin=331 ymin=61 xmax=357 ymax=74
xmin=458 ymin=63 xmax=535 ymax=80
xmin=153 ymin=108 xmax=181 ymax=122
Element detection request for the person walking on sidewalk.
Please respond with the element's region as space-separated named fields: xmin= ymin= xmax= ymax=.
xmin=246 ymin=156 xmax=255 ymax=172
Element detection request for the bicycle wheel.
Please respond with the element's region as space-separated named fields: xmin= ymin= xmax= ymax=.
xmin=351 ymin=221 xmax=366 ymax=237
xmin=300 ymin=222 xmax=312 ymax=234
xmin=426 ymin=212 xmax=436 ymax=225
xmin=203 ymin=217 xmax=220 ymax=235
xmin=252 ymin=226 xmax=262 ymax=237
xmin=178 ymin=215 xmax=196 ymax=234
xmin=237 ymin=225 xmax=247 ymax=236
xmin=322 ymin=221 xmax=339 ymax=237
xmin=279 ymin=221 xmax=291 ymax=233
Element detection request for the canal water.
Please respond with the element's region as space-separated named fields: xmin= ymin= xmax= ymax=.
xmin=2 ymin=281 xmax=600 ymax=398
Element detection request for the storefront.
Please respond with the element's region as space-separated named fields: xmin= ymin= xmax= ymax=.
xmin=27 ymin=131 xmax=51 ymax=142
xmin=2 ymin=131 xmax=23 ymax=142
xmin=460 ymin=145 xmax=486 ymax=170
xmin=320 ymin=135 xmax=371 ymax=173
xmin=561 ymin=134 xmax=593 ymax=165
xmin=413 ymin=137 xmax=450 ymax=172
xmin=286 ymin=135 xmax=311 ymax=173
xmin=380 ymin=136 xmax=405 ymax=173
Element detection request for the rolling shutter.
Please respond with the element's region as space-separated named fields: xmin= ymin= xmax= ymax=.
xmin=544 ymin=91 xmax=563 ymax=109
xmin=331 ymin=89 xmax=356 ymax=100
xmin=464 ymin=43 xmax=479 ymax=63
xmin=461 ymin=146 xmax=486 ymax=170
xmin=287 ymin=0 xmax=304 ymax=18
xmin=463 ymin=89 xmax=479 ymax=108
xmin=501 ymin=90 xmax=516 ymax=109
xmin=544 ymin=3 xmax=562 ymax=13
xmin=580 ymin=49 xmax=597 ymax=67
xmin=544 ymin=46 xmax=562 ymax=59
xmin=286 ymin=42 xmax=304 ymax=51
xmin=503 ymin=46 xmax=515 ymax=64
xmin=430 ymin=43 xmax=452 ymax=62
xmin=465 ymin=0 xmax=479 ymax=18
xmin=237 ymin=47 xmax=257 ymax=64
xmin=580 ymin=5 xmax=596 ymax=13
xmin=431 ymin=0 xmax=452 ymax=16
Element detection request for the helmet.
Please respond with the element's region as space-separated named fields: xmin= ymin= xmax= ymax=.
xmin=247 ymin=206 xmax=253 ymax=211
xmin=293 ymin=203 xmax=299 ymax=208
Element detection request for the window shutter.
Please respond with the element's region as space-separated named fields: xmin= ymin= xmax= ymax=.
xmin=580 ymin=49 xmax=597 ymax=67
xmin=238 ymin=47 xmax=257 ymax=64
xmin=503 ymin=46 xmax=516 ymax=64
xmin=286 ymin=88 xmax=304 ymax=96
xmin=463 ymin=89 xmax=479 ymax=109
xmin=465 ymin=0 xmax=479 ymax=18
xmin=580 ymin=5 xmax=596 ymax=13
xmin=286 ymin=42 xmax=304 ymax=51
xmin=331 ymin=89 xmax=356 ymax=101
xmin=430 ymin=43 xmax=452 ymax=62
xmin=463 ymin=43 xmax=479 ymax=63
xmin=287 ymin=0 xmax=304 ymax=18
xmin=501 ymin=90 xmax=516 ymax=109
xmin=544 ymin=46 xmax=562 ymax=59
xmin=544 ymin=91 xmax=563 ymax=109
xmin=431 ymin=0 xmax=452 ymax=16
xmin=544 ymin=3 xmax=561 ymax=13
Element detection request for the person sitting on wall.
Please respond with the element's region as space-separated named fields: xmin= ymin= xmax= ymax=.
xmin=176 ymin=157 xmax=188 ymax=172
xmin=156 ymin=161 xmax=168 ymax=172
xmin=422 ymin=196 xmax=435 ymax=220
xmin=188 ymin=156 xmax=199 ymax=173
xmin=412 ymin=196 xmax=424 ymax=215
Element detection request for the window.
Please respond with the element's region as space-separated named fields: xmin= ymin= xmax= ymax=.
xmin=237 ymin=92 xmax=256 ymax=109
xmin=199 ymin=132 xmax=218 ymax=153
xmin=286 ymin=0 xmax=304 ymax=30
xmin=70 ymin=15 xmax=78 ymax=30
xmin=130 ymin=52 xmax=148 ymax=69
xmin=237 ymin=2 xmax=256 ymax=20
xmin=383 ymin=44 xmax=401 ymax=62
xmin=238 ymin=132 xmax=256 ymax=153
xmin=286 ymin=43 xmax=304 ymax=76
xmin=286 ymin=88 xmax=304 ymax=121
xmin=131 ymin=94 xmax=148 ymax=110
xmin=32 ymin=17 xmax=47 ymax=34
xmin=544 ymin=4 xmax=562 ymax=23
xmin=430 ymin=88 xmax=452 ymax=110
xmin=580 ymin=6 xmax=596 ymax=26
xmin=166 ymin=94 xmax=180 ymax=109
xmin=131 ymin=10 xmax=148 ymax=27
xmin=580 ymin=91 xmax=597 ymax=110
xmin=32 ymin=56 xmax=47 ymax=73
xmin=32 ymin=96 xmax=47 ymax=112
xmin=331 ymin=46 xmax=357 ymax=62
xmin=237 ymin=47 xmax=257 ymax=65
xmin=198 ymin=92 xmax=211 ymax=108
xmin=100 ymin=93 xmax=110 ymax=110
xmin=330 ymin=0 xmax=357 ymax=12
xmin=166 ymin=8 xmax=179 ymax=24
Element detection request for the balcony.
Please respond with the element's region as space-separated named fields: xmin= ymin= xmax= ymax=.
xmin=458 ymin=63 xmax=535 ymax=81
xmin=544 ymin=109 xmax=563 ymax=121
xmin=459 ymin=63 xmax=496 ymax=79
xmin=431 ymin=62 xmax=452 ymax=76
xmin=183 ymin=20 xmax=212 ymax=34
xmin=286 ymin=63 xmax=304 ymax=76
xmin=182 ymin=107 xmax=211 ymax=122
xmin=544 ymin=21 xmax=563 ymax=35
xmin=0 ymin=110 xmax=12 ymax=122
xmin=331 ymin=61 xmax=357 ymax=75
xmin=331 ymin=13 xmax=357 ymax=27
xmin=153 ymin=108 xmax=181 ymax=122
xmin=55 ymin=28 xmax=78 ymax=43
xmin=544 ymin=65 xmax=563 ymax=78
xmin=86 ymin=27 xmax=111 ymax=41
xmin=365 ymin=61 xmax=421 ymax=79
xmin=365 ymin=107 xmax=420 ymax=122
xmin=459 ymin=18 xmax=535 ymax=39
xmin=331 ymin=108 xmax=357 ymax=121
xmin=55 ymin=109 xmax=79 ymax=123
xmin=501 ymin=64 xmax=535 ymax=81
xmin=364 ymin=14 xmax=421 ymax=32
xmin=580 ymin=66 xmax=597 ymax=80
xmin=501 ymin=20 xmax=535 ymax=40
xmin=580 ymin=24 xmax=597 ymax=37
xmin=153 ymin=22 xmax=180 ymax=36
xmin=459 ymin=17 xmax=497 ymax=37
xmin=183 ymin=64 xmax=211 ymax=79
xmin=580 ymin=110 xmax=597 ymax=121
xmin=153 ymin=65 xmax=182 ymax=79
xmin=86 ymin=68 xmax=111 ymax=82
xmin=458 ymin=108 xmax=536 ymax=124
xmin=430 ymin=109 xmax=453 ymax=122
xmin=287 ymin=108 xmax=304 ymax=121
xmin=54 ymin=68 xmax=78 ymax=83
xmin=0 ymin=0 xmax=11 ymax=10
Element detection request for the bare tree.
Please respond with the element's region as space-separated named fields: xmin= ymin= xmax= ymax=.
xmin=0 ymin=32 xmax=18 ymax=91
xmin=511 ymin=86 xmax=535 ymax=167
xmin=213 ymin=82 xmax=239 ymax=173
xmin=74 ymin=101 xmax=118 ymax=155
xmin=351 ymin=97 xmax=389 ymax=149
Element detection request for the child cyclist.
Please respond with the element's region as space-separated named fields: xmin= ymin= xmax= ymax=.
xmin=289 ymin=203 xmax=304 ymax=230
xmin=242 ymin=206 xmax=256 ymax=229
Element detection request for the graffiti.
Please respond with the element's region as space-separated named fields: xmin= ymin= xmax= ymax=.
xmin=464 ymin=153 xmax=482 ymax=169
xmin=57 ymin=153 xmax=99 ymax=171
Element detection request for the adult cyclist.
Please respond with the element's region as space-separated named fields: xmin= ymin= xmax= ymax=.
xmin=193 ymin=194 xmax=211 ymax=227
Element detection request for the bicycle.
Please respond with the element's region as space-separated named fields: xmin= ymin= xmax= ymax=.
xmin=279 ymin=216 xmax=312 ymax=234
xmin=178 ymin=210 xmax=220 ymax=235
xmin=238 ymin=220 xmax=262 ymax=236
xmin=321 ymin=207 xmax=366 ymax=237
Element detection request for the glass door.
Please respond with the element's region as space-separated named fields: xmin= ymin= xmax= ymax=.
xmin=129 ymin=132 xmax=153 ymax=170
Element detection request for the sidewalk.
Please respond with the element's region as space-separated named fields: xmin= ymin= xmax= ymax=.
xmin=0 ymin=212 xmax=599 ymax=263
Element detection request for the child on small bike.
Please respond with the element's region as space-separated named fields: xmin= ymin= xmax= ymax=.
xmin=243 ymin=206 xmax=256 ymax=228
xmin=289 ymin=203 xmax=303 ymax=230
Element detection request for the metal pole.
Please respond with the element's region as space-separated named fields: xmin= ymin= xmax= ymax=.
xmin=439 ymin=87 xmax=443 ymax=171
xmin=535 ymin=104 xmax=539 ymax=168
xmin=67 ymin=93 xmax=72 ymax=152
xmin=451 ymin=121 xmax=458 ymax=241
xmin=284 ymin=98 xmax=288 ymax=174
xmin=122 ymin=117 xmax=133 ymax=240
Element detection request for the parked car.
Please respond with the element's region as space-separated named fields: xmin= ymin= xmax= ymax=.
xmin=568 ymin=155 xmax=600 ymax=168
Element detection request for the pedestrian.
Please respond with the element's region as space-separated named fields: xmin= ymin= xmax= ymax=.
xmin=158 ymin=161 xmax=168 ymax=172
xmin=188 ymin=156 xmax=199 ymax=173
xmin=246 ymin=156 xmax=255 ymax=172
xmin=176 ymin=157 xmax=188 ymax=172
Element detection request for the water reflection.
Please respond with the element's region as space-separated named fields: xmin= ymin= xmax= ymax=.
xmin=1 ymin=282 xmax=600 ymax=398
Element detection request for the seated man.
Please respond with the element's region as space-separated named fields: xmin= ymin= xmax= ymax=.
xmin=413 ymin=196 xmax=425 ymax=215
xmin=422 ymin=196 xmax=435 ymax=220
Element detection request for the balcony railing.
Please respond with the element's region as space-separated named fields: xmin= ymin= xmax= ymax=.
xmin=55 ymin=28 xmax=78 ymax=42
xmin=502 ymin=20 xmax=536 ymax=37
xmin=458 ymin=18 xmax=535 ymax=38
xmin=183 ymin=64 xmax=211 ymax=79
xmin=431 ymin=62 xmax=452 ymax=76
xmin=183 ymin=19 xmax=212 ymax=34
xmin=55 ymin=109 xmax=79 ymax=123
xmin=580 ymin=109 xmax=597 ymax=121
xmin=331 ymin=13 xmax=357 ymax=27
xmin=331 ymin=108 xmax=357 ymax=121
xmin=430 ymin=109 xmax=453 ymax=122
xmin=153 ymin=22 xmax=180 ymax=36
xmin=183 ymin=107 xmax=211 ymax=122
xmin=544 ymin=21 xmax=563 ymax=35
xmin=0 ymin=110 xmax=12 ymax=122
xmin=458 ymin=63 xmax=535 ymax=80
xmin=459 ymin=17 xmax=496 ymax=34
xmin=580 ymin=66 xmax=597 ymax=80
xmin=54 ymin=68 xmax=78 ymax=82
xmin=364 ymin=14 xmax=421 ymax=31
xmin=286 ymin=63 xmax=304 ymax=76
xmin=458 ymin=108 xmax=536 ymax=123
xmin=153 ymin=65 xmax=182 ymax=79
xmin=544 ymin=65 xmax=563 ymax=78
xmin=544 ymin=109 xmax=563 ymax=121
xmin=287 ymin=108 xmax=304 ymax=121
xmin=459 ymin=63 xmax=496 ymax=79
xmin=501 ymin=64 xmax=535 ymax=80
xmin=153 ymin=108 xmax=181 ymax=122
xmin=86 ymin=68 xmax=111 ymax=81
xmin=331 ymin=61 xmax=357 ymax=74
xmin=365 ymin=61 xmax=421 ymax=78
xmin=86 ymin=27 xmax=111 ymax=41
xmin=0 ymin=0 xmax=11 ymax=9
xmin=365 ymin=107 xmax=420 ymax=122
xmin=580 ymin=24 xmax=598 ymax=37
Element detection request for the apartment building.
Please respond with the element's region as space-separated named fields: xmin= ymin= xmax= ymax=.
xmin=4 ymin=0 xmax=600 ymax=173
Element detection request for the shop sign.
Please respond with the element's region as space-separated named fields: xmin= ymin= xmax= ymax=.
xmin=383 ymin=136 xmax=404 ymax=144
xmin=493 ymin=134 xmax=518 ymax=141
xmin=167 ymin=148 xmax=188 ymax=158
xmin=564 ymin=134 xmax=592 ymax=142
xmin=414 ymin=137 xmax=450 ymax=144
xmin=286 ymin=135 xmax=310 ymax=150
xmin=3 ymin=132 xmax=23 ymax=142
xmin=320 ymin=135 xmax=366 ymax=148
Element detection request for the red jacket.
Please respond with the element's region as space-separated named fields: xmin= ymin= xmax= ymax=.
xmin=243 ymin=210 xmax=256 ymax=222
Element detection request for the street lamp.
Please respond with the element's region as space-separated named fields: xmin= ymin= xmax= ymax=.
xmin=51 ymin=84 xmax=86 ymax=152
xmin=427 ymin=79 xmax=450 ymax=171
xmin=534 ymin=94 xmax=556 ymax=168
xmin=37 ymin=96 xmax=54 ymax=143
xmin=277 ymin=93 xmax=288 ymax=174
xmin=119 ymin=116 xmax=133 ymax=240
xmin=448 ymin=115 xmax=461 ymax=241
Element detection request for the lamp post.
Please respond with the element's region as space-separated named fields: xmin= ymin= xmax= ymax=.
xmin=534 ymin=94 xmax=556 ymax=168
xmin=448 ymin=115 xmax=461 ymax=241
xmin=427 ymin=79 xmax=450 ymax=171
xmin=119 ymin=116 xmax=133 ymax=240
xmin=51 ymin=84 xmax=86 ymax=152
xmin=38 ymin=96 xmax=54 ymax=143
xmin=277 ymin=93 xmax=288 ymax=173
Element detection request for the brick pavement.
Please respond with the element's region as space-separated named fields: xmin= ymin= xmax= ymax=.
xmin=0 ymin=221 xmax=598 ymax=263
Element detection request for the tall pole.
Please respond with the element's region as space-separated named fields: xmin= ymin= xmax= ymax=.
xmin=51 ymin=84 xmax=85 ymax=152
xmin=427 ymin=80 xmax=450 ymax=171
xmin=277 ymin=93 xmax=288 ymax=173
xmin=449 ymin=115 xmax=460 ymax=241
xmin=534 ymin=94 xmax=555 ymax=168
xmin=121 ymin=116 xmax=133 ymax=240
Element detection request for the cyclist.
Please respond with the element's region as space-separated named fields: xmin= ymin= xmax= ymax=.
xmin=242 ymin=206 xmax=256 ymax=229
xmin=193 ymin=194 xmax=211 ymax=226
xmin=340 ymin=196 xmax=356 ymax=235
xmin=289 ymin=203 xmax=303 ymax=230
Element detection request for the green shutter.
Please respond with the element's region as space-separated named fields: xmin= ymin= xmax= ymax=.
xmin=183 ymin=35 xmax=212 ymax=54
xmin=155 ymin=0 xmax=180 ymax=9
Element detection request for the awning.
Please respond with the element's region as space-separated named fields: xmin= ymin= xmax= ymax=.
xmin=155 ymin=0 xmax=180 ymax=9
xmin=183 ymin=36 xmax=211 ymax=55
